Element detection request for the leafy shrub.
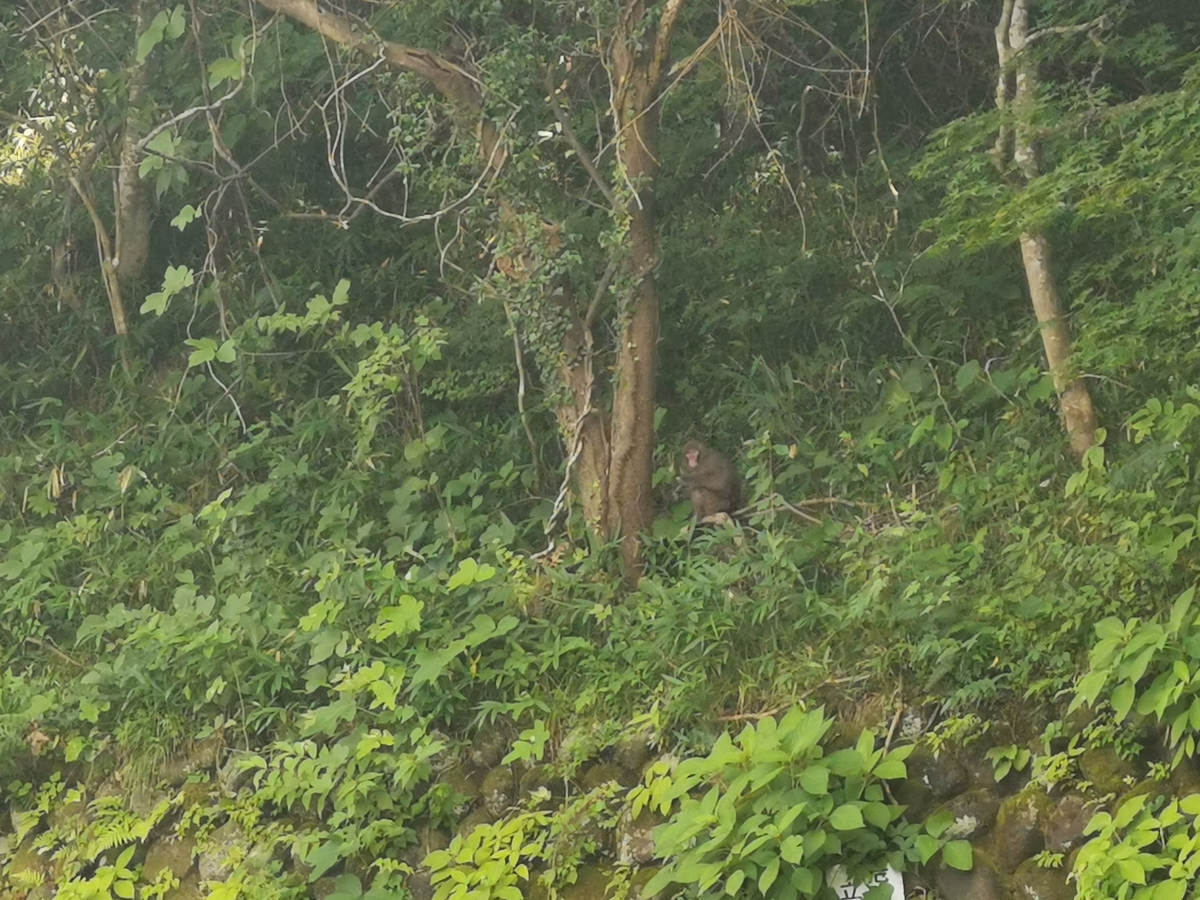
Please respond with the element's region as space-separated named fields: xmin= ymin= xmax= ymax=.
xmin=636 ymin=708 xmax=970 ymax=900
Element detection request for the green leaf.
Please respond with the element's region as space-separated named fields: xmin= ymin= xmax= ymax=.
xmin=725 ymin=870 xmax=746 ymax=895
xmin=1178 ymin=794 xmax=1200 ymax=816
xmin=1153 ymin=880 xmax=1186 ymax=900
xmin=825 ymin=748 xmax=866 ymax=777
xmin=136 ymin=11 xmax=168 ymax=61
xmin=790 ymin=867 xmax=816 ymax=896
xmin=872 ymin=758 xmax=907 ymax=780
xmin=208 ymin=57 xmax=243 ymax=87
xmin=1111 ymin=680 xmax=1136 ymax=720
xmin=1116 ymin=858 xmax=1146 ymax=885
xmin=915 ymin=834 xmax=940 ymax=864
xmin=799 ymin=765 xmax=830 ymax=795
xmin=780 ymin=835 xmax=804 ymax=864
xmin=829 ymin=804 xmax=865 ymax=831
xmin=863 ymin=802 xmax=892 ymax=828
xmin=942 ymin=840 xmax=973 ymax=871
xmin=305 ymin=838 xmax=345 ymax=881
xmin=164 ymin=5 xmax=186 ymax=39
xmin=758 ymin=857 xmax=780 ymax=894
xmin=641 ymin=868 xmax=675 ymax=897
xmin=171 ymin=205 xmax=201 ymax=229
xmin=371 ymin=596 xmax=424 ymax=641
xmin=186 ymin=337 xmax=218 ymax=367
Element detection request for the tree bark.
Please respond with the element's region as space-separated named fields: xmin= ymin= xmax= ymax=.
xmin=604 ymin=0 xmax=685 ymax=578
xmin=993 ymin=0 xmax=1097 ymax=459
xmin=114 ymin=0 xmax=154 ymax=294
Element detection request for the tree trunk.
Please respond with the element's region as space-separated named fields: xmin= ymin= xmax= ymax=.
xmin=603 ymin=0 xmax=684 ymax=578
xmin=115 ymin=0 xmax=153 ymax=295
xmin=993 ymin=0 xmax=1097 ymax=459
xmin=1018 ymin=233 xmax=1096 ymax=459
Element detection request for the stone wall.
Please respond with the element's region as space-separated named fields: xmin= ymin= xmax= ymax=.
xmin=0 ymin=721 xmax=1183 ymax=899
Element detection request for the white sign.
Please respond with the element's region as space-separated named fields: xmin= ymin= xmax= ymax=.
xmin=826 ymin=866 xmax=905 ymax=900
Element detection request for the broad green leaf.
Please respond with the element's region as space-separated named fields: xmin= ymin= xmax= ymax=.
xmin=790 ymin=867 xmax=816 ymax=896
xmin=915 ymin=834 xmax=940 ymax=863
xmin=873 ymin=758 xmax=907 ymax=780
xmin=1111 ymin=680 xmax=1136 ymax=720
xmin=799 ymin=765 xmax=830 ymax=795
xmin=1153 ymin=879 xmax=1186 ymax=900
xmin=1116 ymin=858 xmax=1146 ymax=885
xmin=829 ymin=804 xmax=865 ymax=831
xmin=759 ymin=857 xmax=780 ymax=894
xmin=1178 ymin=794 xmax=1200 ymax=816
xmin=942 ymin=840 xmax=973 ymax=871
xmin=725 ymin=870 xmax=745 ymax=895
xmin=209 ymin=57 xmax=242 ymax=87
xmin=780 ymin=835 xmax=804 ymax=864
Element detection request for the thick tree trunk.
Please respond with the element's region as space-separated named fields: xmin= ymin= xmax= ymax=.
xmin=605 ymin=133 xmax=660 ymax=573
xmin=603 ymin=0 xmax=684 ymax=579
xmin=993 ymin=0 xmax=1097 ymax=459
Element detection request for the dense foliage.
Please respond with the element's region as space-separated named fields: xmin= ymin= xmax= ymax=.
xmin=3 ymin=0 xmax=1200 ymax=897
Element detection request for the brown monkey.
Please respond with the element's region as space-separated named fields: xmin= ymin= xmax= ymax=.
xmin=680 ymin=440 xmax=743 ymax=520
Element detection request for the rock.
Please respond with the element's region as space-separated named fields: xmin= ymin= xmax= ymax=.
xmin=47 ymin=793 xmax=87 ymax=829
xmin=144 ymin=836 xmax=197 ymax=880
xmin=180 ymin=779 xmax=213 ymax=809
xmin=1169 ymin=755 xmax=1200 ymax=795
xmin=217 ymin=751 xmax=255 ymax=795
xmin=1011 ymin=858 xmax=1073 ymax=900
xmin=437 ymin=764 xmax=483 ymax=811
xmin=612 ymin=733 xmax=652 ymax=774
xmin=519 ymin=765 xmax=566 ymax=809
xmin=401 ymin=823 xmax=451 ymax=900
xmin=556 ymin=723 xmax=605 ymax=768
xmin=988 ymin=790 xmax=1051 ymax=874
xmin=1042 ymin=793 xmax=1093 ymax=853
xmin=560 ymin=864 xmax=613 ymax=900
xmin=130 ymin=784 xmax=170 ymax=818
xmin=580 ymin=763 xmax=634 ymax=792
xmin=467 ymin=727 xmax=511 ymax=772
xmin=159 ymin=733 xmax=224 ymax=787
xmin=166 ymin=872 xmax=206 ymax=899
xmin=480 ymin=765 xmax=518 ymax=816
xmin=615 ymin=808 xmax=665 ymax=865
xmin=8 ymin=839 xmax=51 ymax=884
xmin=197 ymin=819 xmax=272 ymax=880
xmin=895 ymin=746 xmax=967 ymax=820
xmin=934 ymin=851 xmax=1005 ymax=900
xmin=934 ymin=789 xmax=1000 ymax=841
xmin=310 ymin=876 xmax=341 ymax=899
xmin=1078 ymin=747 xmax=1137 ymax=795
xmin=457 ymin=807 xmax=496 ymax=838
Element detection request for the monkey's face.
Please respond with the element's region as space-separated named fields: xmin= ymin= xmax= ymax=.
xmin=685 ymin=448 xmax=700 ymax=468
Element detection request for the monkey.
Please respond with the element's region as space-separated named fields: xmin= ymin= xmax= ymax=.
xmin=679 ymin=440 xmax=743 ymax=521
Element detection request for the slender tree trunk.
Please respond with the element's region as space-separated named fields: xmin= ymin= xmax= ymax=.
xmin=993 ymin=0 xmax=1097 ymax=459
xmin=1018 ymin=234 xmax=1096 ymax=458
xmin=115 ymin=0 xmax=153 ymax=294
